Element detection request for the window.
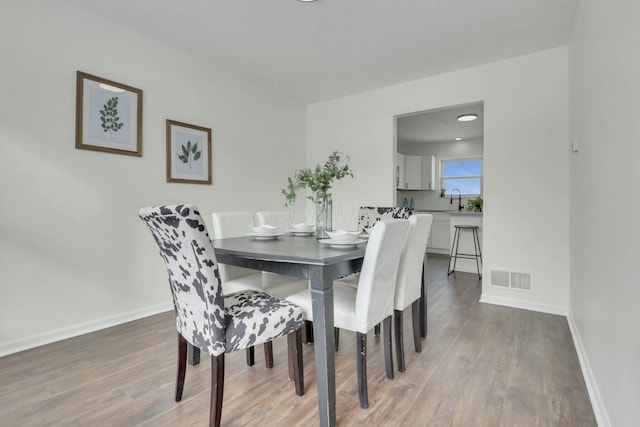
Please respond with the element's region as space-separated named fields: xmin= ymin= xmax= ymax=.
xmin=441 ymin=157 xmax=482 ymax=196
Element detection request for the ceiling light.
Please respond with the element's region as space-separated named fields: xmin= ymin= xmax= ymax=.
xmin=297 ymin=0 xmax=317 ymax=2
xmin=455 ymin=137 xmax=462 ymax=141
xmin=457 ymin=114 xmax=478 ymax=122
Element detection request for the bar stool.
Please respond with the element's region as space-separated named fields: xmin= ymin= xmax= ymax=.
xmin=447 ymin=225 xmax=482 ymax=279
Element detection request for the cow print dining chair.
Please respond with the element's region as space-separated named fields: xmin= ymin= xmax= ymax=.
xmin=139 ymin=205 xmax=304 ymax=427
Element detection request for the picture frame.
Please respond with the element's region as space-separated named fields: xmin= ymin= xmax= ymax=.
xmin=75 ymin=71 xmax=143 ymax=156
xmin=166 ymin=119 xmax=212 ymax=185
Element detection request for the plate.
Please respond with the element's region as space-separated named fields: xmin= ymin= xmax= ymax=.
xmin=289 ymin=231 xmax=315 ymax=236
xmin=248 ymin=233 xmax=286 ymax=240
xmin=318 ymin=238 xmax=368 ymax=248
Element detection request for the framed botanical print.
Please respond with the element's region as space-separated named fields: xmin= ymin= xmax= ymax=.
xmin=166 ymin=119 xmax=212 ymax=184
xmin=75 ymin=71 xmax=143 ymax=156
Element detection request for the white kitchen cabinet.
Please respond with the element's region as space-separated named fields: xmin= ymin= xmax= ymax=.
xmin=404 ymin=155 xmax=435 ymax=190
xmin=424 ymin=212 xmax=450 ymax=254
xmin=396 ymin=153 xmax=406 ymax=189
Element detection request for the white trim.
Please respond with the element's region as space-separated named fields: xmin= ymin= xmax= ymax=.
xmin=479 ymin=294 xmax=568 ymax=316
xmin=567 ymin=313 xmax=611 ymax=427
xmin=0 ymin=303 xmax=173 ymax=357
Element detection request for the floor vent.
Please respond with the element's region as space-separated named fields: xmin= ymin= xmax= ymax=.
xmin=490 ymin=269 xmax=533 ymax=291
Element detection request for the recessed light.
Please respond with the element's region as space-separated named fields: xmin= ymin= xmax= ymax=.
xmin=297 ymin=0 xmax=317 ymax=2
xmin=457 ymin=114 xmax=478 ymax=122
xmin=455 ymin=137 xmax=462 ymax=141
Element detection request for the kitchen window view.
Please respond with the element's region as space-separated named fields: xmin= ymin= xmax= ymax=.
xmin=441 ymin=157 xmax=482 ymax=195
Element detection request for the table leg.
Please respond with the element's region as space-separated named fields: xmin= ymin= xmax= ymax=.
xmin=309 ymin=265 xmax=337 ymax=427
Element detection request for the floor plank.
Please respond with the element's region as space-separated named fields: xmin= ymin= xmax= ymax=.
xmin=0 ymin=254 xmax=596 ymax=426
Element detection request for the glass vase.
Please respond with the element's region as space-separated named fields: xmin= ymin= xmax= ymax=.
xmin=315 ymin=196 xmax=332 ymax=239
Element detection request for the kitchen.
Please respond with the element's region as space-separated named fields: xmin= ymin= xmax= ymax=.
xmin=395 ymin=102 xmax=484 ymax=275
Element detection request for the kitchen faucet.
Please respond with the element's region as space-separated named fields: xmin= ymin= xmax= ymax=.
xmin=450 ymin=188 xmax=464 ymax=211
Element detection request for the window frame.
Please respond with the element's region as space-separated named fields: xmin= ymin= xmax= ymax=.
xmin=439 ymin=156 xmax=483 ymax=196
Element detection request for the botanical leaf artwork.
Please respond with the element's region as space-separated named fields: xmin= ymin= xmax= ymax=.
xmin=178 ymin=140 xmax=202 ymax=170
xmin=100 ymin=96 xmax=124 ymax=139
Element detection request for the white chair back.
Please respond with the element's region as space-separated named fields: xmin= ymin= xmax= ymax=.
xmin=394 ymin=214 xmax=433 ymax=311
xmin=354 ymin=219 xmax=409 ymax=333
xmin=211 ymin=211 xmax=256 ymax=282
xmin=256 ymin=211 xmax=290 ymax=230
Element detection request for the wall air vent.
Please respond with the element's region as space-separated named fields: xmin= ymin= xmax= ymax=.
xmin=490 ymin=269 xmax=533 ymax=291
xmin=490 ymin=270 xmax=510 ymax=287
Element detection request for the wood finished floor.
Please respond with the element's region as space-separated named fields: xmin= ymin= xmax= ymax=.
xmin=0 ymin=254 xmax=596 ymax=426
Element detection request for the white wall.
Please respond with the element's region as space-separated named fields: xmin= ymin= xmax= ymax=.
xmin=0 ymin=0 xmax=305 ymax=355
xmin=569 ymin=0 xmax=640 ymax=425
xmin=307 ymin=47 xmax=570 ymax=315
xmin=398 ymin=138 xmax=484 ymax=210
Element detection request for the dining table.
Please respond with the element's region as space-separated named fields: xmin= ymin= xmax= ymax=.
xmin=195 ymin=233 xmax=427 ymax=427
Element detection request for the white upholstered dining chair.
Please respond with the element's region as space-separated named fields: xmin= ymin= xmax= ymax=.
xmin=393 ymin=213 xmax=433 ymax=372
xmin=286 ymin=219 xmax=409 ymax=408
xmin=139 ymin=204 xmax=304 ymax=427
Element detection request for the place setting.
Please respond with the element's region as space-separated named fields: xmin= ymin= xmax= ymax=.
xmin=318 ymin=229 xmax=368 ymax=248
xmin=288 ymin=222 xmax=316 ymax=236
xmin=248 ymin=225 xmax=286 ymax=240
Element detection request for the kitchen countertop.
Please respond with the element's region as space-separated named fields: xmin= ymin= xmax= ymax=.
xmin=413 ymin=209 xmax=483 ymax=216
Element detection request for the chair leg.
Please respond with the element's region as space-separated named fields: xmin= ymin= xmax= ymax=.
xmin=264 ymin=342 xmax=274 ymax=369
xmin=420 ymin=262 xmax=427 ymax=338
xmin=334 ymin=327 xmax=340 ymax=352
xmin=210 ymin=354 xmax=225 ymax=427
xmin=383 ymin=316 xmax=394 ymax=380
xmin=288 ymin=329 xmax=305 ymax=396
xmin=411 ymin=300 xmax=422 ymax=353
xmin=394 ymin=310 xmax=405 ymax=373
xmin=176 ymin=333 xmax=188 ymax=401
xmin=303 ymin=320 xmax=314 ymax=343
xmin=356 ymin=332 xmax=368 ymax=409
xmin=245 ymin=347 xmax=255 ymax=366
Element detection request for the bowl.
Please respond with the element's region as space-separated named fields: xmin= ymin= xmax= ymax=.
xmin=326 ymin=229 xmax=361 ymax=242
xmin=290 ymin=223 xmax=315 ymax=232
xmin=251 ymin=225 xmax=279 ymax=235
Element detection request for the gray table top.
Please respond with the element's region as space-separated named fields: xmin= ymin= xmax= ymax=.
xmin=211 ymin=234 xmax=367 ymax=266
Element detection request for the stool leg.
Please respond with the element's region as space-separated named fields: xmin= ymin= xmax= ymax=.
xmin=474 ymin=228 xmax=483 ymax=265
xmin=451 ymin=227 xmax=462 ymax=273
xmin=447 ymin=227 xmax=459 ymax=275
xmin=473 ymin=228 xmax=482 ymax=280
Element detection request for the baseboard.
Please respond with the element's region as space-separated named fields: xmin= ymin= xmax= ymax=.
xmin=479 ymin=294 xmax=568 ymax=316
xmin=0 ymin=303 xmax=173 ymax=358
xmin=567 ymin=313 xmax=611 ymax=427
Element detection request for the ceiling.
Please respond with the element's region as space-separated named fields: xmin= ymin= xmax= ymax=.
xmin=397 ymin=102 xmax=484 ymax=145
xmin=65 ymin=0 xmax=577 ymax=104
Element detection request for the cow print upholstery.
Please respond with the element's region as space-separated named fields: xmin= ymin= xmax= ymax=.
xmin=138 ymin=204 xmax=303 ymax=357
xmin=357 ymin=206 xmax=412 ymax=233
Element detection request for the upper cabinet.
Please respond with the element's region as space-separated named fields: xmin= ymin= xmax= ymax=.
xmin=396 ymin=153 xmax=406 ymax=189
xmin=401 ymin=154 xmax=435 ymax=190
